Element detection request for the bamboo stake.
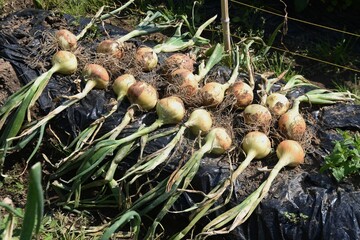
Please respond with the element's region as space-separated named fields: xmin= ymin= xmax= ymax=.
xmin=221 ymin=0 xmax=231 ymax=52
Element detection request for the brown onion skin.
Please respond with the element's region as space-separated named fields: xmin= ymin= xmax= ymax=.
xmin=243 ymin=104 xmax=272 ymax=131
xmin=135 ymin=46 xmax=158 ymax=71
xmin=209 ymin=127 xmax=232 ymax=155
xmin=56 ymin=29 xmax=77 ymax=51
xmin=127 ymin=81 xmax=158 ymax=111
xmin=170 ymin=68 xmax=199 ymax=96
xmin=276 ymin=140 xmax=305 ymax=167
xmin=278 ymin=103 xmax=306 ymax=141
xmin=162 ymin=53 xmax=195 ymax=74
xmin=96 ymin=39 xmax=123 ymax=59
xmin=266 ymin=93 xmax=290 ymax=116
xmin=228 ymin=81 xmax=254 ymax=109
xmin=200 ymin=82 xmax=225 ymax=106
xmin=82 ymin=64 xmax=110 ymax=89
xmin=156 ymin=96 xmax=185 ymax=125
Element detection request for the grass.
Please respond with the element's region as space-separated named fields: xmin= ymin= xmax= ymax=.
xmin=34 ymin=0 xmax=113 ymax=17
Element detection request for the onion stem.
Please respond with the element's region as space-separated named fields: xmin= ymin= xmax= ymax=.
xmin=153 ymin=15 xmax=217 ymax=53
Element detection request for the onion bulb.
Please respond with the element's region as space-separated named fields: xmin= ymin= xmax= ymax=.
xmin=228 ymin=81 xmax=254 ymax=109
xmin=82 ymin=64 xmax=110 ymax=90
xmin=127 ymin=81 xmax=158 ymax=111
xmin=200 ymin=82 xmax=228 ymax=106
xmin=276 ymin=140 xmax=305 ymax=167
xmin=243 ymin=104 xmax=272 ymax=132
xmin=135 ymin=45 xmax=158 ymax=71
xmin=96 ymin=39 xmax=124 ymax=59
xmin=51 ymin=50 xmax=78 ymax=75
xmin=266 ymin=93 xmax=290 ymax=116
xmin=170 ymin=68 xmax=199 ymax=96
xmin=184 ymin=108 xmax=213 ymax=135
xmin=112 ymin=74 xmax=137 ymax=101
xmin=230 ymin=131 xmax=271 ymax=182
xmin=278 ymin=100 xmax=306 ymax=140
xmin=55 ymin=29 xmax=77 ymax=51
xmin=162 ymin=53 xmax=195 ymax=74
xmin=207 ymin=127 xmax=232 ymax=155
xmin=156 ymin=96 xmax=185 ymax=125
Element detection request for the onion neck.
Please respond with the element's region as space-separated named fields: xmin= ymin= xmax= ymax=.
xmin=231 ymin=150 xmax=256 ymax=182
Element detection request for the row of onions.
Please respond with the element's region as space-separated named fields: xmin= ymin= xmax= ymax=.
xmin=1 ymin=7 xmax=359 ymax=240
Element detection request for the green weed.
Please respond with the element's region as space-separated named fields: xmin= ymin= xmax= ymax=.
xmin=320 ymin=130 xmax=360 ymax=182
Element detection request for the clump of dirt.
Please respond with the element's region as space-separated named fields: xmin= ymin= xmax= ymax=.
xmin=0 ymin=0 xmax=34 ymax=18
xmin=0 ymin=59 xmax=21 ymax=104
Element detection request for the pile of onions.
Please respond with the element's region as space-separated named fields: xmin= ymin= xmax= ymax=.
xmin=243 ymin=104 xmax=272 ymax=132
xmin=278 ymin=99 xmax=306 ymax=140
xmin=18 ymin=64 xmax=110 ymax=138
xmin=168 ymin=43 xmax=224 ymax=100
xmin=170 ymin=131 xmax=270 ymax=240
xmin=143 ymin=127 xmax=232 ymax=239
xmin=0 ymin=51 xmax=78 ymax=159
xmin=200 ymin=140 xmax=305 ymax=237
xmin=120 ymin=108 xmax=213 ymax=183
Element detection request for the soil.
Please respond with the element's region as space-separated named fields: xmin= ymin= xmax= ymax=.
xmin=0 ymin=59 xmax=21 ymax=104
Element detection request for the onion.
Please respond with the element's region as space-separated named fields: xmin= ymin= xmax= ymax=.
xmin=207 ymin=127 xmax=232 ymax=155
xmin=112 ymin=74 xmax=137 ymax=101
xmin=55 ymin=29 xmax=78 ymax=51
xmin=243 ymin=104 xmax=272 ymax=132
xmin=266 ymin=93 xmax=290 ymax=116
xmin=200 ymin=82 xmax=228 ymax=106
xmin=51 ymin=50 xmax=78 ymax=75
xmin=170 ymin=68 xmax=199 ymax=96
xmin=278 ymin=100 xmax=306 ymax=140
xmin=96 ymin=39 xmax=124 ymax=58
xmin=230 ymin=131 xmax=272 ymax=181
xmin=156 ymin=96 xmax=185 ymax=125
xmin=184 ymin=108 xmax=213 ymax=135
xmin=162 ymin=53 xmax=195 ymax=74
xmin=127 ymin=81 xmax=158 ymax=111
xmin=202 ymin=140 xmax=304 ymax=234
xmin=228 ymin=81 xmax=254 ymax=109
xmin=135 ymin=45 xmax=158 ymax=71
xmin=16 ymin=64 xmax=109 ymax=143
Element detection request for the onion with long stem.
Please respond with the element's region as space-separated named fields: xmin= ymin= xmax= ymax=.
xmin=170 ymin=131 xmax=271 ymax=240
xmin=55 ymin=0 xmax=135 ymax=51
xmin=144 ymin=127 xmax=232 ymax=239
xmin=199 ymin=140 xmax=304 ymax=238
xmin=200 ymin=45 xmax=239 ymax=107
xmin=0 ymin=51 xmax=77 ymax=172
xmin=278 ymin=99 xmax=306 ymax=140
xmin=65 ymin=96 xmax=186 ymax=206
xmin=5 ymin=64 xmax=110 ymax=162
xmin=135 ymin=15 xmax=217 ymax=72
xmin=63 ymin=74 xmax=137 ymax=157
xmin=97 ymin=11 xmax=179 ymax=58
xmin=120 ymin=108 xmax=213 ymax=184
